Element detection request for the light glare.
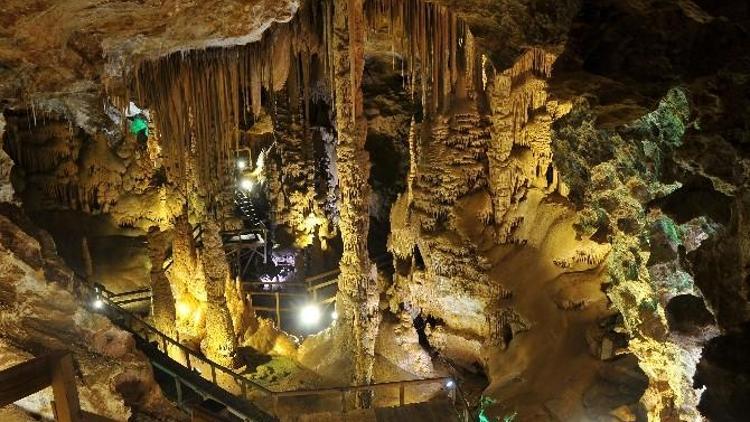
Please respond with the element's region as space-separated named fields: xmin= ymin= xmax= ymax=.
xmin=300 ymin=304 xmax=321 ymax=326
xmin=93 ymin=298 xmax=104 ymax=309
xmin=240 ymin=179 xmax=253 ymax=191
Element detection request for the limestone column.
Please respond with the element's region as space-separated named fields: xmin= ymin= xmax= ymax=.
xmin=200 ymin=220 xmax=238 ymax=367
xmin=146 ymin=227 xmax=176 ymax=336
xmin=332 ymin=0 xmax=380 ymax=407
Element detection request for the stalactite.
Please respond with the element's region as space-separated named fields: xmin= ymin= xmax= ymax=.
xmin=364 ymin=0 xmax=475 ymax=116
xmin=120 ymin=1 xmax=326 ymax=203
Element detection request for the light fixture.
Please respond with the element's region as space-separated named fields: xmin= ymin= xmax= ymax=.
xmin=240 ymin=178 xmax=253 ymax=191
xmin=331 ymin=310 xmax=338 ymax=320
xmin=237 ymin=159 xmax=247 ymax=170
xmin=445 ymin=379 xmax=455 ymax=389
xmin=93 ymin=298 xmax=104 ymax=309
xmin=299 ymin=303 xmax=321 ymax=326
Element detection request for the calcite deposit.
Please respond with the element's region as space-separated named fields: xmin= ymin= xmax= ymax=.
xmin=1 ymin=0 xmax=750 ymax=421
xmin=0 ymin=208 xmax=180 ymax=420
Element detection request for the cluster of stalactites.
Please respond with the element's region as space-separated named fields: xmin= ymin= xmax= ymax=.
xmin=113 ymin=0 xmax=329 ymax=201
xmin=364 ymin=0 xmax=480 ymax=116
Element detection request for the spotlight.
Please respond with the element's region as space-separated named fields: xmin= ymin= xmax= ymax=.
xmin=240 ymin=178 xmax=253 ymax=191
xmin=93 ymin=298 xmax=104 ymax=309
xmin=299 ymin=304 xmax=321 ymax=326
xmin=237 ymin=159 xmax=247 ymax=170
xmin=445 ymin=379 xmax=455 ymax=389
xmin=331 ymin=310 xmax=338 ymax=320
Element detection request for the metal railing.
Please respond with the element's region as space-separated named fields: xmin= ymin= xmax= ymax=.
xmin=106 ymin=290 xmax=455 ymax=417
xmin=241 ymin=254 xmax=393 ymax=328
xmin=241 ymin=269 xmax=340 ymax=329
xmin=107 ymin=287 xmax=152 ymax=307
xmin=70 ymin=272 xmax=458 ymax=419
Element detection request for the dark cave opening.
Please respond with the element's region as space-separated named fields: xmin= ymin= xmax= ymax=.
xmin=695 ymin=322 xmax=750 ymax=421
xmin=665 ymin=294 xmax=716 ymax=335
xmin=545 ymin=163 xmax=555 ymax=187
xmin=651 ymin=175 xmax=732 ymax=226
xmin=395 ymin=255 xmax=411 ymax=276
xmin=413 ymin=245 xmax=426 ymax=271
xmin=412 ymin=313 xmax=442 ymax=354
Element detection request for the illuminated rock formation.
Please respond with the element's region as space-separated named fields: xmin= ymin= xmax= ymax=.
xmin=1 ymin=0 xmax=750 ymax=420
xmin=331 ymin=0 xmax=381 ymax=405
xmin=146 ymin=227 xmax=176 ymax=336
xmin=200 ymin=220 xmax=239 ymax=366
xmin=0 ymin=114 xmax=14 ymax=203
xmin=0 ymin=210 xmax=177 ymax=420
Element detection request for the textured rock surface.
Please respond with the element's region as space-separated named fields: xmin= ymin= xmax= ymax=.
xmin=0 ymin=114 xmax=15 ymax=203
xmin=0 ymin=207 xmax=181 ymax=420
xmin=1 ymin=0 xmax=749 ymax=420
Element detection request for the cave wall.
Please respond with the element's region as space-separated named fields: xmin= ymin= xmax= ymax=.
xmin=0 ymin=207 xmax=180 ymax=420
xmin=0 ymin=0 xmax=749 ymax=420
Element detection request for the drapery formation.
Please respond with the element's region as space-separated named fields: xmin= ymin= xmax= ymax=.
xmin=364 ymin=0 xmax=478 ymax=114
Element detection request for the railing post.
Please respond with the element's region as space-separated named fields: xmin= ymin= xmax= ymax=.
xmin=273 ymin=395 xmax=279 ymax=416
xmin=399 ymin=383 xmax=405 ymax=406
xmin=275 ymin=292 xmax=281 ymax=330
xmin=185 ymin=353 xmax=192 ymax=371
xmin=211 ymin=364 xmax=217 ymax=385
xmin=240 ymin=377 xmax=247 ymax=398
xmin=175 ymin=378 xmax=183 ymax=407
xmin=341 ymin=390 xmax=346 ymax=414
xmin=50 ymin=352 xmax=83 ymax=422
xmin=161 ymin=335 xmax=168 ymax=353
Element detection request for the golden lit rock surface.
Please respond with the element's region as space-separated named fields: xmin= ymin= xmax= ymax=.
xmin=1 ymin=0 xmax=749 ymax=421
xmin=0 ymin=210 xmax=181 ymax=420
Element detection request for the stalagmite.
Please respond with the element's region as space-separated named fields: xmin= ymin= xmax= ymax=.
xmin=200 ymin=220 xmax=238 ymax=367
xmin=147 ymin=227 xmax=177 ymax=336
xmin=169 ymin=211 xmax=204 ymax=340
xmin=332 ymin=0 xmax=380 ymax=408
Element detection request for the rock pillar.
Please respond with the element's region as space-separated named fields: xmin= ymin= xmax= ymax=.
xmin=146 ymin=227 xmax=176 ymax=336
xmin=332 ymin=0 xmax=380 ymax=407
xmin=200 ymin=220 xmax=238 ymax=367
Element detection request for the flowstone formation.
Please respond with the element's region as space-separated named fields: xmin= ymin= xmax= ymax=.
xmin=384 ymin=37 xmax=623 ymax=419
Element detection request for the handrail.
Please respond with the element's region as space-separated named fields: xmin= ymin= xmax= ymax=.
xmin=304 ymin=269 xmax=340 ymax=283
xmin=242 ymin=281 xmax=308 ymax=288
xmin=271 ymin=376 xmax=452 ymax=397
xmin=108 ymin=288 xmax=151 ymax=298
xmin=70 ymin=269 xmax=456 ymax=418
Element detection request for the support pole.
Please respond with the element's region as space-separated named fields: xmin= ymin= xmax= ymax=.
xmin=275 ymin=292 xmax=281 ymax=330
xmin=175 ymin=378 xmax=183 ymax=407
xmin=50 ymin=353 xmax=82 ymax=422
